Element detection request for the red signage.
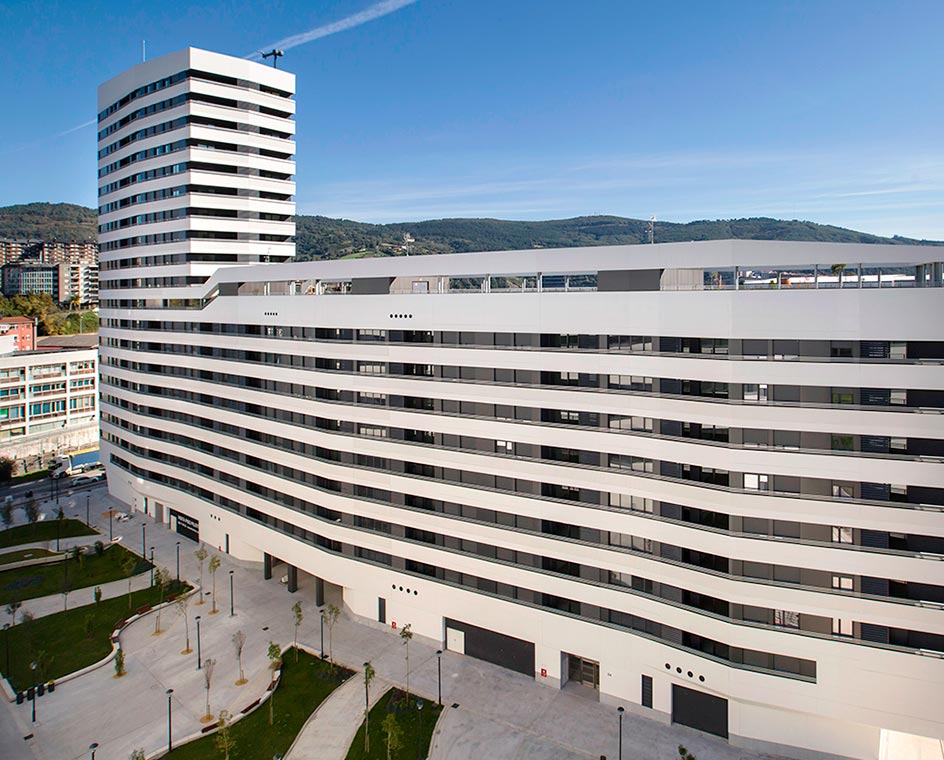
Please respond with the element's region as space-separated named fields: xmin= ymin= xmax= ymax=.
xmin=540 ymin=668 xmax=547 ymax=677
xmin=391 ymin=621 xmax=397 ymax=629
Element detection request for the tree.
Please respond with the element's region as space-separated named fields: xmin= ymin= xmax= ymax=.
xmin=176 ymin=594 xmax=192 ymax=654
xmin=0 ymin=499 xmax=12 ymax=529
xmin=94 ymin=586 xmax=102 ymax=606
xmin=400 ymin=623 xmax=414 ymax=702
xmin=292 ymin=600 xmax=303 ymax=661
xmin=5 ymin=601 xmax=21 ymax=628
xmin=114 ymin=647 xmax=126 ymax=677
xmin=208 ymin=555 xmax=221 ymax=614
xmin=232 ymin=630 xmax=247 ymax=685
xmin=130 ymin=750 xmax=146 ymax=760
xmin=23 ymin=497 xmax=39 ymax=524
xmin=215 ymin=709 xmax=235 ymax=760
xmin=678 ymin=745 xmax=697 ymax=760
xmin=202 ymin=657 xmax=216 ymax=722
xmin=266 ymin=642 xmax=281 ymax=726
xmin=383 ymin=712 xmax=403 ymax=760
xmin=194 ymin=546 xmax=208 ymax=603
xmin=121 ymin=552 xmax=137 ymax=610
xmin=363 ymin=661 xmax=376 ymax=752
xmin=325 ymin=603 xmax=340 ymax=663
xmin=153 ymin=567 xmax=171 ymax=635
xmin=34 ymin=649 xmax=52 ymax=682
xmin=0 ymin=457 xmax=14 ymax=482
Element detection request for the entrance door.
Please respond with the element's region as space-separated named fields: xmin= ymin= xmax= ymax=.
xmin=446 ymin=627 xmax=465 ymax=654
xmin=567 ymin=655 xmax=600 ymax=689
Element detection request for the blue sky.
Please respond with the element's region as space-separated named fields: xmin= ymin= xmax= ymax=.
xmin=0 ymin=0 xmax=942 ymax=238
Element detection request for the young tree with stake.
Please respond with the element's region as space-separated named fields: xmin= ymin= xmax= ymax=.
xmin=201 ymin=657 xmax=216 ymax=722
xmin=291 ymin=600 xmax=303 ymax=660
xmin=215 ymin=709 xmax=235 ymax=760
xmin=121 ymin=552 xmax=137 ymax=610
xmin=208 ymin=555 xmax=221 ymax=614
xmin=176 ymin=593 xmax=192 ymax=654
xmin=232 ymin=630 xmax=247 ymax=685
xmin=153 ymin=567 xmax=170 ymax=635
xmin=325 ymin=602 xmax=340 ymax=662
xmin=383 ymin=712 xmax=403 ymax=760
xmin=363 ymin=660 xmax=376 ymax=752
xmin=400 ymin=623 xmax=414 ymax=702
xmin=266 ymin=641 xmax=281 ymax=725
xmin=194 ymin=545 xmax=208 ymax=604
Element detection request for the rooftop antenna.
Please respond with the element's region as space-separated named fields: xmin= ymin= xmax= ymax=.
xmin=261 ymin=49 xmax=285 ymax=68
xmin=647 ymin=215 xmax=656 ymax=244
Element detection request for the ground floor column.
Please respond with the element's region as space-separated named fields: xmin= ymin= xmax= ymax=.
xmin=263 ymin=552 xmax=272 ymax=580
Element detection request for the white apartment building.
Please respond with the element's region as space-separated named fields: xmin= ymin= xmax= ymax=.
xmin=0 ymin=342 xmax=97 ymax=453
xmin=98 ymin=49 xmax=944 ymax=760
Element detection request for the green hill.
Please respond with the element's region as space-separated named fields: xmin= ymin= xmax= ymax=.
xmin=0 ymin=203 xmax=97 ymax=242
xmin=2 ymin=202 xmax=940 ymax=259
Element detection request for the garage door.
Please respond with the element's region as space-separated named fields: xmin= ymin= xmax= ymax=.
xmin=444 ymin=618 xmax=534 ymax=677
xmin=672 ymin=684 xmax=728 ymax=739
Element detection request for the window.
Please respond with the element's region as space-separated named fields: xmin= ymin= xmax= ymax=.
xmin=609 ymin=454 xmax=653 ymax=473
xmin=890 ymin=342 xmax=907 ymax=360
xmin=832 ymin=575 xmax=854 ymax=591
xmin=831 ymin=527 xmax=853 ymax=544
xmin=743 ymin=383 xmax=768 ymax=403
xmin=495 ymin=440 xmax=514 ymax=454
xmin=609 ymin=493 xmax=653 ymax=512
xmin=357 ymin=392 xmax=386 ymax=405
xmin=774 ymin=610 xmax=800 ymax=628
xmin=357 ymin=424 xmax=388 ymax=438
xmin=831 ymin=434 xmax=854 ymax=451
xmin=608 ymin=375 xmax=653 ymax=391
xmin=890 ymin=437 xmax=908 ymax=453
xmin=609 ymin=415 xmax=653 ymax=432
xmin=743 ymin=473 xmax=769 ymax=491
xmin=832 ymin=483 xmax=854 ymax=499
xmin=890 ymin=389 xmax=907 ymax=406
xmin=358 ymin=362 xmax=386 ymax=374
xmin=832 ymin=618 xmax=853 ymax=636
xmin=831 ymin=389 xmax=854 ymax=404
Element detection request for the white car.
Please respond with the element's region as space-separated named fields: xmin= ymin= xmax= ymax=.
xmin=71 ymin=474 xmax=104 ymax=487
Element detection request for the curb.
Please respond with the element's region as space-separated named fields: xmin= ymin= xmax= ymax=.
xmin=2 ymin=584 xmax=201 ymax=700
xmin=144 ymin=643 xmax=293 ymax=760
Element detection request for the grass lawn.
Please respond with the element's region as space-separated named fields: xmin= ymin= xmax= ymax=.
xmin=0 ymin=543 xmax=148 ymax=605
xmin=0 ymin=580 xmax=189 ymax=691
xmin=0 ymin=547 xmax=56 ymax=566
xmin=11 ymin=470 xmax=51 ymax=484
xmin=0 ymin=519 xmax=97 ymax=550
xmin=346 ymin=688 xmax=443 ymax=760
xmin=165 ymin=648 xmax=351 ymax=760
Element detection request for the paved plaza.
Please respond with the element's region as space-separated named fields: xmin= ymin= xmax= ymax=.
xmin=0 ymin=483 xmax=783 ymax=760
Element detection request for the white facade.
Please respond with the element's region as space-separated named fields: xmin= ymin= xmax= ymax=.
xmin=98 ymin=49 xmax=944 ymax=760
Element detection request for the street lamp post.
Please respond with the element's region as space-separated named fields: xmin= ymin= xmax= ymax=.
xmin=229 ymin=570 xmax=235 ymax=617
xmin=89 ymin=742 xmax=99 ymax=760
xmin=319 ymin=610 xmax=325 ymax=659
xmin=149 ymin=547 xmax=155 ymax=587
xmin=617 ymin=705 xmax=624 ymax=760
xmin=86 ymin=492 xmax=90 ymax=527
xmin=195 ymin=615 xmax=202 ymax=669
xmin=3 ymin=624 xmax=9 ymax=676
xmin=29 ymin=661 xmax=37 ymax=722
xmin=436 ymin=650 xmax=443 ymax=706
xmin=175 ymin=541 xmax=180 ymax=581
xmin=416 ymin=699 xmax=424 ymax=760
xmin=166 ymin=688 xmax=174 ymax=752
xmin=141 ymin=524 xmax=146 ymax=559
xmin=108 ymin=506 xmax=113 ymax=541
xmin=55 ymin=518 xmax=60 ymax=552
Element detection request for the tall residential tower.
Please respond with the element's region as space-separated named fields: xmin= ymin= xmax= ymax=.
xmin=98 ymin=49 xmax=944 ymax=760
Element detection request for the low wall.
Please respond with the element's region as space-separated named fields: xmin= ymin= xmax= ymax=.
xmin=0 ymin=422 xmax=99 ymax=469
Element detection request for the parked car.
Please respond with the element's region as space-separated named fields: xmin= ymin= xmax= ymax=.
xmin=71 ymin=474 xmax=104 ymax=487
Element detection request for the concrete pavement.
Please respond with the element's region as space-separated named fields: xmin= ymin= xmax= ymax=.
xmin=284 ymin=673 xmax=392 ymax=760
xmin=0 ymin=487 xmax=781 ymax=760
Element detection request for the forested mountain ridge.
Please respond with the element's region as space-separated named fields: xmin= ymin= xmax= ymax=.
xmin=2 ymin=203 xmax=940 ymax=260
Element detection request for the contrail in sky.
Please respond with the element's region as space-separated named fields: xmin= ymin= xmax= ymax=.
xmin=57 ymin=119 xmax=96 ymax=137
xmin=249 ymin=0 xmax=419 ymax=57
